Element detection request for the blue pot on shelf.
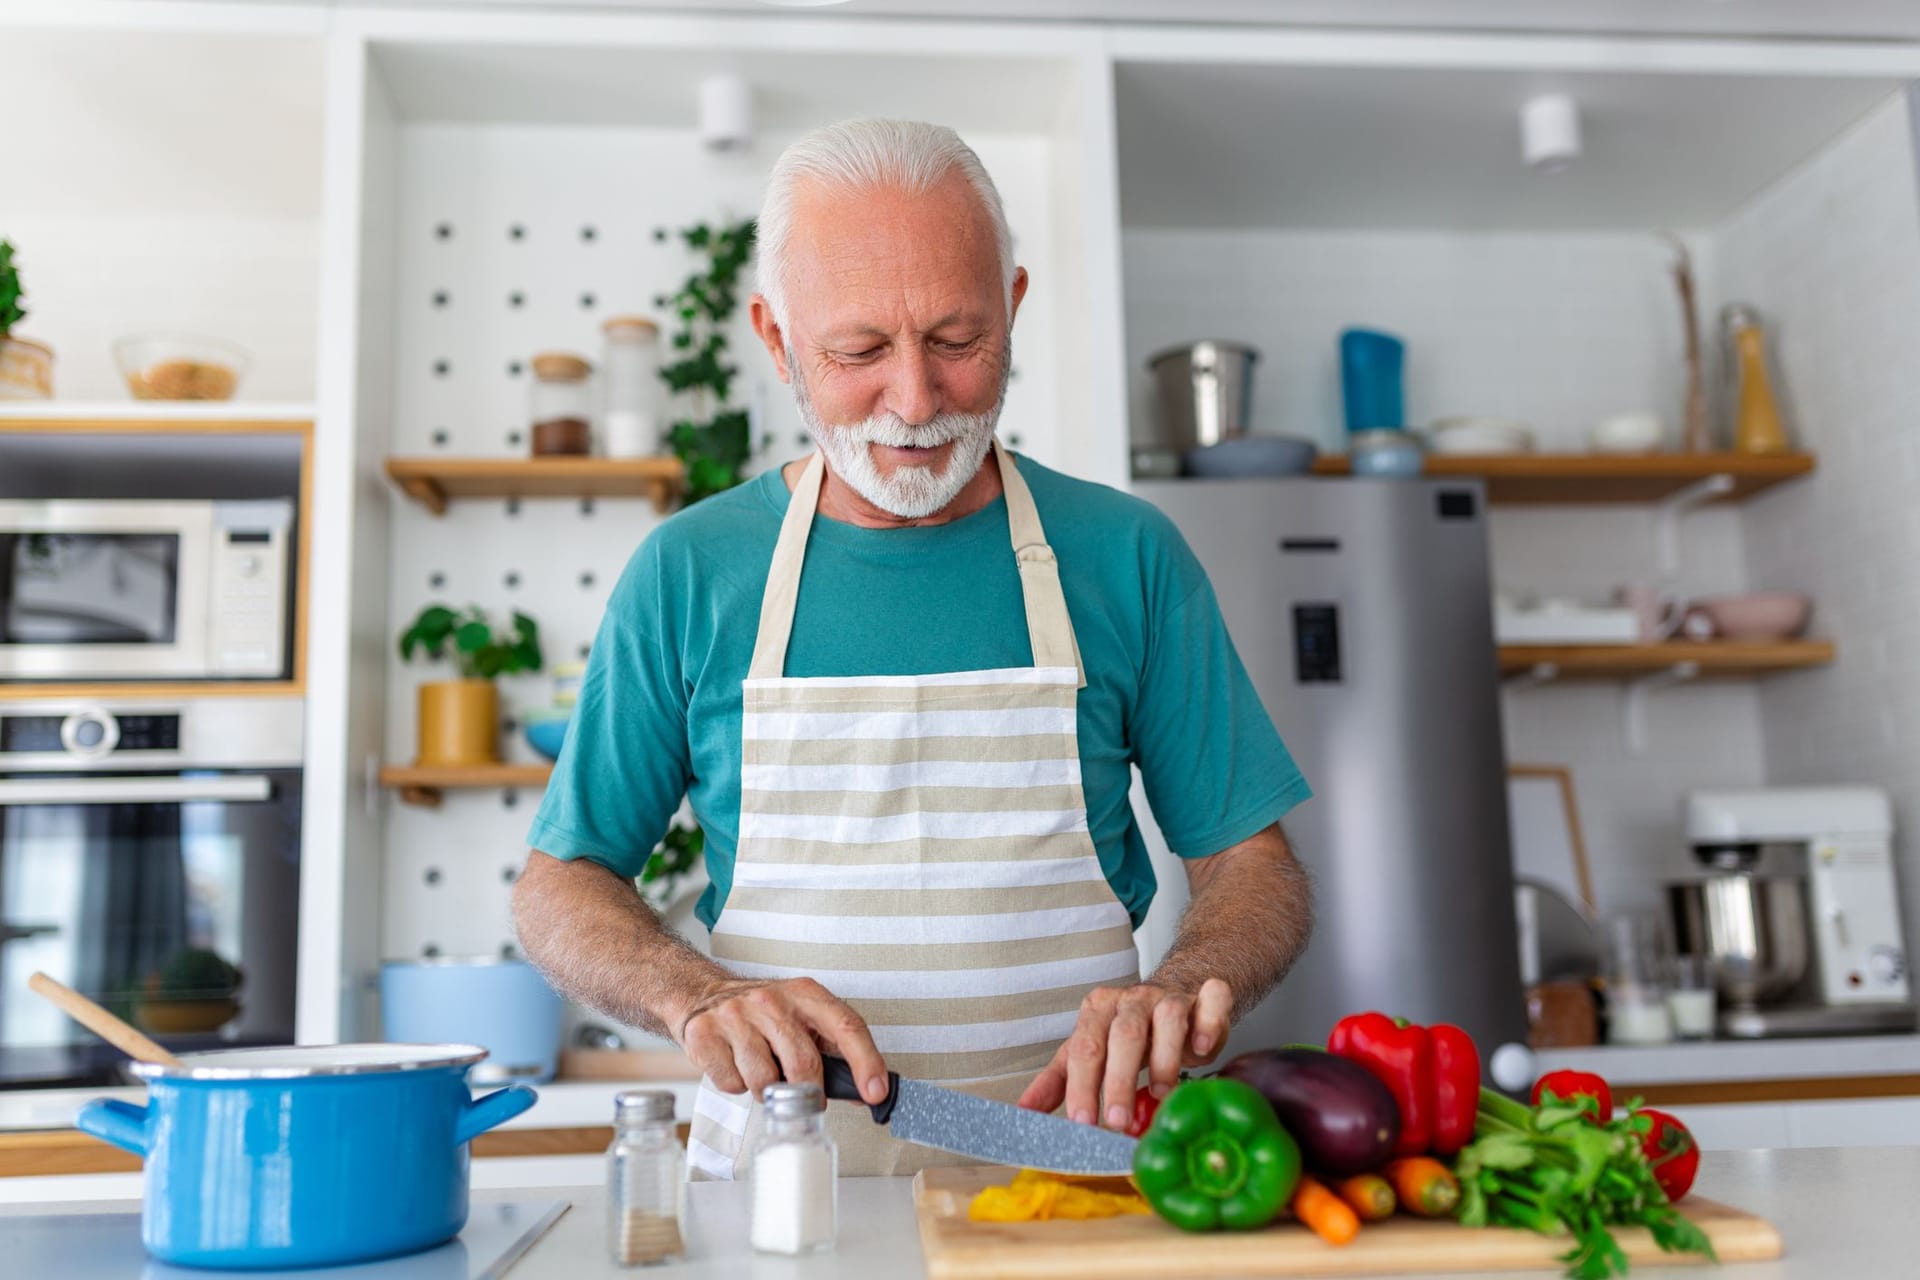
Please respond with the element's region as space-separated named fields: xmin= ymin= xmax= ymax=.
xmin=74 ymin=1044 xmax=535 ymax=1269
xmin=524 ymin=710 xmax=571 ymax=762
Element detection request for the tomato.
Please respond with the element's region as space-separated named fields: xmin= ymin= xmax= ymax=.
xmin=1637 ymin=1108 xmax=1699 ymax=1202
xmin=1531 ymin=1069 xmax=1613 ymax=1123
xmin=1125 ymin=1086 xmax=1162 ymax=1138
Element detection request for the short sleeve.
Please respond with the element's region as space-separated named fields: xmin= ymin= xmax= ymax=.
xmin=526 ymin=540 xmax=691 ymax=878
xmin=1129 ymin=573 xmax=1311 ymax=858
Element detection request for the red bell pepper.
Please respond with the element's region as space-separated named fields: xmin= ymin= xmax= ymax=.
xmin=1328 ymin=1013 xmax=1481 ymax=1158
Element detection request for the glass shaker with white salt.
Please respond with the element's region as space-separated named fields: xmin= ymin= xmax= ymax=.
xmin=606 ymin=1089 xmax=686 ymax=1266
xmin=750 ymin=1082 xmax=837 ymax=1255
xmin=600 ymin=316 xmax=661 ymax=458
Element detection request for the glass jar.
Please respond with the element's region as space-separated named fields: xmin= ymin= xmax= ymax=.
xmin=601 ymin=316 xmax=661 ymax=458
xmin=749 ymin=1082 xmax=837 ymax=1256
xmin=606 ymin=1089 xmax=686 ymax=1266
xmin=530 ymin=351 xmax=593 ymax=456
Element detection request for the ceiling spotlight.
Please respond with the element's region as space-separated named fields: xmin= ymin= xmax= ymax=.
xmin=1521 ymin=93 xmax=1582 ymax=173
xmin=699 ymin=74 xmax=754 ymax=152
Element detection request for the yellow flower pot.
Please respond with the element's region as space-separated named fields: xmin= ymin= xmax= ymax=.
xmin=0 ymin=336 xmax=54 ymax=400
xmin=416 ymin=679 xmax=500 ymax=766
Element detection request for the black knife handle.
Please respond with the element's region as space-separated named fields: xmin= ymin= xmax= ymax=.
xmin=820 ymin=1055 xmax=899 ymax=1125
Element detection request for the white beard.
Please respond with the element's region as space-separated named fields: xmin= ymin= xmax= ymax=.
xmin=789 ymin=350 xmax=1005 ymax=519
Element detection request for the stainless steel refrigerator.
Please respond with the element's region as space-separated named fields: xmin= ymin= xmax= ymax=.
xmin=1134 ymin=477 xmax=1526 ymax=1056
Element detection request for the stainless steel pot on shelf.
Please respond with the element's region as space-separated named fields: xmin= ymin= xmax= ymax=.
xmin=1148 ymin=340 xmax=1259 ymax=451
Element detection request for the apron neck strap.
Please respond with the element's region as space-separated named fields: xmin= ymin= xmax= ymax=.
xmin=747 ymin=439 xmax=1085 ymax=687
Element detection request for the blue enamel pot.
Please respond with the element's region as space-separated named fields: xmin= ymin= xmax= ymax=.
xmin=75 ymin=1043 xmax=536 ymax=1270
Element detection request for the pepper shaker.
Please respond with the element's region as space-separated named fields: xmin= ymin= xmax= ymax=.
xmin=606 ymin=1089 xmax=686 ymax=1266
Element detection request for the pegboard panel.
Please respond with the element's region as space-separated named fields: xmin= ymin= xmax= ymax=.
xmin=378 ymin=122 xmax=1065 ymax=972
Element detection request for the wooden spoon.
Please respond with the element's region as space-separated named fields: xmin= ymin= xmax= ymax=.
xmin=28 ymin=971 xmax=184 ymax=1070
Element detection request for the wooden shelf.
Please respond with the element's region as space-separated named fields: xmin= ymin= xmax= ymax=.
xmin=1311 ymin=451 xmax=1814 ymax=504
xmin=378 ymin=762 xmax=553 ymax=808
xmin=0 ymin=680 xmax=304 ymax=701
xmin=0 ymin=403 xmax=315 ymax=432
xmin=384 ymin=457 xmax=683 ymax=515
xmin=1499 ymin=640 xmax=1835 ymax=679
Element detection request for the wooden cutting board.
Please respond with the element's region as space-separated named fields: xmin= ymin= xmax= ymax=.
xmin=914 ymin=1166 xmax=1783 ymax=1279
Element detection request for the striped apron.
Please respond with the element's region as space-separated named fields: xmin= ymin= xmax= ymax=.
xmin=685 ymin=439 xmax=1141 ymax=1179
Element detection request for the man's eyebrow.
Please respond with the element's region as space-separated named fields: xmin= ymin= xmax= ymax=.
xmin=818 ymin=313 xmax=986 ymax=346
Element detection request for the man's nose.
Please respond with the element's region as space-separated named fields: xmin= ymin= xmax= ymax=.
xmin=882 ymin=344 xmax=940 ymax=426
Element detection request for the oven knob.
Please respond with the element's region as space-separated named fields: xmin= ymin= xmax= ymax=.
xmin=60 ymin=709 xmax=121 ymax=759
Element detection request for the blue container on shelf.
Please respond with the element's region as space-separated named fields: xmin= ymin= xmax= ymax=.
xmin=524 ymin=710 xmax=571 ymax=762
xmin=1339 ymin=328 xmax=1406 ymax=434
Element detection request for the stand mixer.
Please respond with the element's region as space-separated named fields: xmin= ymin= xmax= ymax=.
xmin=1669 ymin=787 xmax=1915 ymax=1038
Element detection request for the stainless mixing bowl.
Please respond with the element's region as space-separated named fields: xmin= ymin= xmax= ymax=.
xmin=1668 ymin=873 xmax=1810 ymax=1008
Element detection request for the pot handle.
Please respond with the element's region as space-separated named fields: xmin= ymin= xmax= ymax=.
xmin=75 ymin=1098 xmax=150 ymax=1158
xmin=454 ymin=1084 xmax=538 ymax=1147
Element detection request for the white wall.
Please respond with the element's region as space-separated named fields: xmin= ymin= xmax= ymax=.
xmin=1722 ymin=91 xmax=1920 ymax=948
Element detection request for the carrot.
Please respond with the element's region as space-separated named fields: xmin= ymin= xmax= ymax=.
xmin=1334 ymin=1172 xmax=1397 ymax=1222
xmin=1383 ymin=1156 xmax=1461 ymax=1217
xmin=1290 ymin=1174 xmax=1361 ymax=1246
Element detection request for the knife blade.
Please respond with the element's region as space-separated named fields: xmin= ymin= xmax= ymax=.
xmin=819 ymin=1056 xmax=1138 ymax=1175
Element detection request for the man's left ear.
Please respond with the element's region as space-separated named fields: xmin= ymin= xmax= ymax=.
xmin=1008 ymin=267 xmax=1030 ymax=328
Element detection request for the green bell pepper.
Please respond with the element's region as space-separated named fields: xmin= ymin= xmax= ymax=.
xmin=1131 ymin=1077 xmax=1302 ymax=1232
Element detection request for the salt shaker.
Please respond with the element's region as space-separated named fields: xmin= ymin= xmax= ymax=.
xmin=750 ymin=1082 xmax=837 ymax=1255
xmin=607 ymin=1089 xmax=686 ymax=1266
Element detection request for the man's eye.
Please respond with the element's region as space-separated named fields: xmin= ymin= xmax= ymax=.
xmin=935 ymin=339 xmax=977 ymax=354
xmin=837 ymin=347 xmax=883 ymax=362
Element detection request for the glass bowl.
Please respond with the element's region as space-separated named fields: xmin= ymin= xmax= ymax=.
xmin=114 ymin=333 xmax=251 ymax=401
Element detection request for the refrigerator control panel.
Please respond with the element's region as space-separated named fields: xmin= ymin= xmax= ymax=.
xmin=1292 ymin=603 xmax=1343 ymax=683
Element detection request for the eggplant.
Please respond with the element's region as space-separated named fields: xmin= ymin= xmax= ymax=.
xmin=1216 ymin=1048 xmax=1401 ymax=1175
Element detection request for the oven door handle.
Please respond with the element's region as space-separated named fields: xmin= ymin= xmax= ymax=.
xmin=0 ymin=776 xmax=274 ymax=806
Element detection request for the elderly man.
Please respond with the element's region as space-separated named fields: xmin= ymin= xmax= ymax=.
xmin=514 ymin=119 xmax=1313 ymax=1179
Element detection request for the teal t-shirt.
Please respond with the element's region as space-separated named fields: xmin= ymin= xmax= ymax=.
xmin=527 ymin=453 xmax=1310 ymax=931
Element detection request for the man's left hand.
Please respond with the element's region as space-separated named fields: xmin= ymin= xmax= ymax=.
xmin=1015 ymin=977 xmax=1233 ymax=1129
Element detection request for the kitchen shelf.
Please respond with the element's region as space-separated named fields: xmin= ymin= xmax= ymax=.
xmin=0 ymin=402 xmax=316 ymax=429
xmin=1499 ymin=640 xmax=1835 ymax=679
xmin=1311 ymin=452 xmax=1814 ymax=504
xmin=378 ymin=762 xmax=553 ymax=808
xmin=384 ymin=457 xmax=684 ymax=515
xmin=0 ymin=680 xmax=305 ymax=701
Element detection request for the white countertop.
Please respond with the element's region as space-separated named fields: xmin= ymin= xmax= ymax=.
xmin=3 ymin=1147 xmax=1915 ymax=1278
xmin=0 ymin=1078 xmax=698 ymax=1134
xmin=1531 ymin=1034 xmax=1920 ymax=1084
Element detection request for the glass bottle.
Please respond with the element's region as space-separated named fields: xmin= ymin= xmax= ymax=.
xmin=601 ymin=316 xmax=661 ymax=458
xmin=529 ymin=351 xmax=593 ymax=456
xmin=606 ymin=1089 xmax=686 ymax=1266
xmin=1722 ymin=303 xmax=1789 ymax=455
xmin=749 ymin=1082 xmax=837 ymax=1256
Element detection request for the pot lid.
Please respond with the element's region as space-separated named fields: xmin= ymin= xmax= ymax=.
xmin=130 ymin=1042 xmax=488 ymax=1081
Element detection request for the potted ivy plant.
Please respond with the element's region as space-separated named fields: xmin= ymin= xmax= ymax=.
xmin=0 ymin=239 xmax=53 ymax=400
xmin=399 ymin=605 xmax=542 ymax=765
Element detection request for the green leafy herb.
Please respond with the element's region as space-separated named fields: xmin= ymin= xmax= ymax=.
xmin=398 ymin=603 xmax=542 ymax=680
xmin=661 ymin=218 xmax=758 ymax=504
xmin=1453 ymin=1086 xmax=1718 ymax=1280
xmin=0 ymin=239 xmax=27 ymax=338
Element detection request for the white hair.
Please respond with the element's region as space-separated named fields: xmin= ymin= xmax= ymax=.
xmin=756 ymin=118 xmax=1017 ymax=330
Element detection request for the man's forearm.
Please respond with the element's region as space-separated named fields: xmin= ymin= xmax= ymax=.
xmin=512 ymin=851 xmax=730 ymax=1041
xmin=1149 ymin=824 xmax=1313 ymax=1023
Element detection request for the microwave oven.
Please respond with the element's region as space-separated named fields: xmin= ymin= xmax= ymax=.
xmin=0 ymin=499 xmax=294 ymax=681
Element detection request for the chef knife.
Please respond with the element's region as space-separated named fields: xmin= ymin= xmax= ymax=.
xmin=815 ymin=1055 xmax=1139 ymax=1175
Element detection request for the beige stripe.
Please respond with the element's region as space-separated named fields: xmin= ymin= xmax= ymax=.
xmin=742 ymin=733 xmax=1078 ymax=767
xmin=711 ymin=926 xmax=1137 ymax=973
xmin=725 ymin=881 xmax=1119 ymax=918
xmin=740 ymin=783 xmax=1085 ymax=818
xmin=730 ymin=832 xmax=1097 ymax=866
xmin=850 ymin=981 xmax=1107 ymax=1028
xmin=883 ymin=1041 xmax=1062 ymax=1082
xmin=746 ymin=683 xmax=1076 ymax=714
xmin=688 ymin=1112 xmax=745 ymax=1154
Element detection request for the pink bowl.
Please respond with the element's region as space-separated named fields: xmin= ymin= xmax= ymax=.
xmin=1696 ymin=592 xmax=1813 ymax=641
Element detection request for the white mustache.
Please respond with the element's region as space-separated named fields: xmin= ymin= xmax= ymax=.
xmin=841 ymin=414 xmax=976 ymax=451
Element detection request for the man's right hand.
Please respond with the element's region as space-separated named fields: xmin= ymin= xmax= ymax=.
xmin=676 ymin=976 xmax=890 ymax=1106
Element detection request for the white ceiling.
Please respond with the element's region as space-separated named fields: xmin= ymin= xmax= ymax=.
xmin=3 ymin=27 xmax=323 ymax=219
xmin=1115 ymin=64 xmax=1904 ymax=230
xmin=373 ymin=41 xmax=1073 ymax=131
xmin=333 ymin=0 xmax=1920 ymax=41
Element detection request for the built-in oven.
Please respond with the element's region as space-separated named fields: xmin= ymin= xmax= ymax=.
xmin=0 ymin=498 xmax=294 ymax=681
xmin=0 ymin=699 xmax=301 ymax=1088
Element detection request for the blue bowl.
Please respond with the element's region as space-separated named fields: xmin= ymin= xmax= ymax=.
xmin=525 ymin=715 xmax=570 ymax=761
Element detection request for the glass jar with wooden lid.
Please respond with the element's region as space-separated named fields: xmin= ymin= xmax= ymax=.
xmin=530 ymin=351 xmax=593 ymax=456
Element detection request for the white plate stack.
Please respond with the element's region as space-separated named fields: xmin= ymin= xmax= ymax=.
xmin=1427 ymin=416 xmax=1537 ymax=455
